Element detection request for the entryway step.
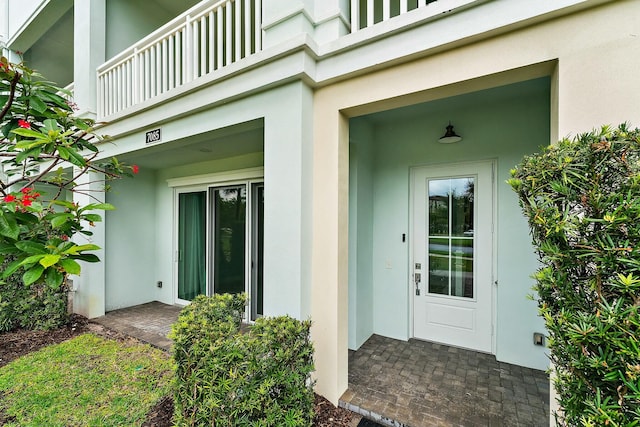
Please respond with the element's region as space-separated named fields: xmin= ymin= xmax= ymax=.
xmin=339 ymin=399 xmax=408 ymax=427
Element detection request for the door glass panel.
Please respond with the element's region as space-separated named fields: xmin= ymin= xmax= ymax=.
xmin=429 ymin=237 xmax=449 ymax=295
xmin=427 ymin=177 xmax=475 ymax=299
xmin=451 ymin=178 xmax=474 ymax=237
xmin=178 ymin=191 xmax=207 ymax=301
xmin=428 ymin=180 xmax=449 ymax=236
xmin=252 ymin=184 xmax=264 ymax=320
xmin=213 ymin=186 xmax=246 ymax=294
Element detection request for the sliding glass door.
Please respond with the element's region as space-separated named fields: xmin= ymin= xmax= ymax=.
xmin=176 ymin=181 xmax=263 ymax=320
xmin=177 ymin=191 xmax=207 ymax=301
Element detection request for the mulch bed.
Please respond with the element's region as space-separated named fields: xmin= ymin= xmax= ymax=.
xmin=0 ymin=316 xmax=360 ymax=427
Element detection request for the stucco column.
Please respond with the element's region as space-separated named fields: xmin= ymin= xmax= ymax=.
xmin=262 ymin=83 xmax=314 ymax=319
xmin=261 ymin=0 xmax=314 ymax=49
xmin=313 ymin=0 xmax=350 ymax=44
xmin=311 ymin=104 xmax=350 ymax=404
xmin=72 ymin=171 xmax=106 ymax=319
xmin=73 ymin=0 xmax=105 ymax=119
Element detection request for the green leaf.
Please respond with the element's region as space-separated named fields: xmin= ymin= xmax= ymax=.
xmin=29 ymin=96 xmax=48 ymax=114
xmin=59 ymin=258 xmax=81 ymax=275
xmin=0 ymin=242 xmax=19 ymax=254
xmin=50 ymin=200 xmax=76 ymax=210
xmin=11 ymin=128 xmax=46 ymax=139
xmin=82 ymin=214 xmax=102 ymax=222
xmin=50 ymin=213 xmax=73 ymax=228
xmin=81 ymin=203 xmax=115 ymax=212
xmin=57 ymin=145 xmax=70 ymax=160
xmin=39 ymin=254 xmax=61 ymax=268
xmin=15 ymin=147 xmax=42 ymax=163
xmin=45 ymin=267 xmax=64 ymax=289
xmin=2 ymin=259 xmax=22 ymax=278
xmin=0 ymin=211 xmax=20 ymax=240
xmin=20 ymin=254 xmax=46 ymax=266
xmin=23 ymin=264 xmax=44 ymax=285
xmin=38 ymin=90 xmax=70 ymax=109
xmin=66 ymin=147 xmax=86 ymax=167
xmin=70 ymin=253 xmax=100 ymax=263
xmin=63 ymin=244 xmax=100 ymax=255
xmin=15 ymin=241 xmax=47 ymax=254
xmin=42 ymin=118 xmax=59 ymax=132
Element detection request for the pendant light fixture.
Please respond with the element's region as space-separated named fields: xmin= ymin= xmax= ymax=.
xmin=438 ymin=122 xmax=462 ymax=144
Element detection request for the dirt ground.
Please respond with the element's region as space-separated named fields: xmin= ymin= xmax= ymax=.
xmin=0 ymin=316 xmax=360 ymax=427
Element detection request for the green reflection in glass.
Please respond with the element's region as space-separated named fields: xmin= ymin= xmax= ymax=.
xmin=451 ymin=178 xmax=474 ymax=237
xmin=214 ymin=186 xmax=247 ymax=295
xmin=428 ymin=179 xmax=449 ymax=236
xmin=428 ymin=255 xmax=449 ymax=295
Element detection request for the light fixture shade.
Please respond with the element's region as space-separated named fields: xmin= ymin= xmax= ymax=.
xmin=438 ymin=123 xmax=462 ymax=144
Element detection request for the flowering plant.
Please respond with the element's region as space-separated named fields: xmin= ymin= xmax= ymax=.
xmin=0 ymin=57 xmax=135 ymax=289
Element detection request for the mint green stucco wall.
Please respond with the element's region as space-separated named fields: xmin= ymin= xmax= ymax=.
xmin=105 ymin=169 xmax=158 ymax=311
xmin=102 ymin=82 xmax=312 ymax=321
xmin=348 ymin=78 xmax=550 ymax=370
xmin=349 ymin=121 xmax=375 ymax=350
xmin=105 ymin=0 xmax=200 ymax=60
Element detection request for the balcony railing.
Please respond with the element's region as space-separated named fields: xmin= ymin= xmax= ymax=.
xmin=349 ymin=0 xmax=482 ymax=32
xmin=97 ymin=0 xmax=262 ymax=119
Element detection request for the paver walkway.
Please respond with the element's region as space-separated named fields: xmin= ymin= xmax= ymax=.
xmin=94 ymin=303 xmax=549 ymax=426
xmin=92 ymin=301 xmax=182 ymax=350
xmin=340 ymin=335 xmax=549 ymax=427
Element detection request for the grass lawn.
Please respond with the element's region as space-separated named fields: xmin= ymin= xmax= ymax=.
xmin=0 ymin=333 xmax=172 ymax=426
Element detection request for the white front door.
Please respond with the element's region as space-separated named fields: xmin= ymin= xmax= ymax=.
xmin=412 ymin=161 xmax=494 ymax=353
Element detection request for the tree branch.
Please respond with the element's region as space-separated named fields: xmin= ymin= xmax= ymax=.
xmin=0 ymin=71 xmax=21 ymax=123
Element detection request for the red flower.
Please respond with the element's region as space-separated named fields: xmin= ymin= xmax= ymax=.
xmin=20 ymin=187 xmax=33 ymax=194
xmin=3 ymin=194 xmax=15 ymax=202
xmin=132 ymin=165 xmax=139 ymax=174
xmin=61 ymin=235 xmax=69 ymax=241
xmin=18 ymin=119 xmax=31 ymax=129
xmin=21 ymin=199 xmax=32 ymax=207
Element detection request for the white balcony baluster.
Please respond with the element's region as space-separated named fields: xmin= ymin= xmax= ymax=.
xmin=97 ymin=0 xmax=262 ymax=119
xmin=225 ymin=3 xmax=232 ymax=66
xmin=350 ymin=0 xmax=359 ymax=32
xmin=234 ymin=0 xmax=241 ymax=62
xmin=216 ymin=7 xmax=223 ymax=69
xmin=351 ymin=0 xmax=478 ymax=33
xmin=382 ymin=0 xmax=390 ymax=21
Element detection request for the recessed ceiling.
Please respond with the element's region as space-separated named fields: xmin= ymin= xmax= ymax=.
xmin=118 ymin=119 xmax=264 ymax=170
xmin=362 ymin=77 xmax=550 ymax=126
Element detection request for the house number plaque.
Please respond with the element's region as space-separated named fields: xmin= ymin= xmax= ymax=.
xmin=145 ymin=128 xmax=161 ymax=144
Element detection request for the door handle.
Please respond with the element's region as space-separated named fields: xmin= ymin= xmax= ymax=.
xmin=414 ymin=272 xmax=421 ymax=295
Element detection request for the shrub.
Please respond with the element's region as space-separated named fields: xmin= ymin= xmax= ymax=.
xmin=508 ymin=123 xmax=640 ymax=425
xmin=171 ymin=294 xmax=315 ymax=426
xmin=0 ymin=259 xmax=68 ymax=332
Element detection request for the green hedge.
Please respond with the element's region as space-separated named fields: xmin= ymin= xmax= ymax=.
xmin=171 ymin=294 xmax=315 ymax=426
xmin=0 ymin=260 xmax=68 ymax=332
xmin=509 ymin=123 xmax=640 ymax=425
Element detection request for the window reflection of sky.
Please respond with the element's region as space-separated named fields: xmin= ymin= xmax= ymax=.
xmin=428 ymin=178 xmax=473 ymax=198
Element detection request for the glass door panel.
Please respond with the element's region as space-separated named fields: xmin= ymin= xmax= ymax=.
xmin=178 ymin=191 xmax=207 ymax=301
xmin=251 ymin=184 xmax=264 ymax=320
xmin=213 ymin=186 xmax=247 ymax=295
xmin=427 ymin=177 xmax=475 ymax=299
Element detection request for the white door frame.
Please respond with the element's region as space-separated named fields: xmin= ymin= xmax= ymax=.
xmin=408 ymin=159 xmax=497 ymax=354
